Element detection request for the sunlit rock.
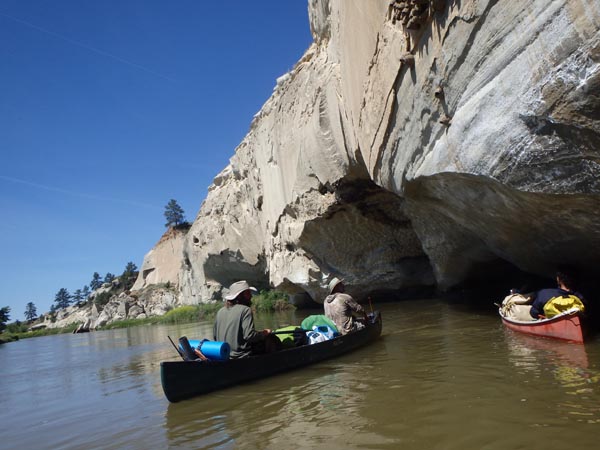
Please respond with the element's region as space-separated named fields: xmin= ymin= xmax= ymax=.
xmin=132 ymin=228 xmax=187 ymax=292
xmin=134 ymin=0 xmax=600 ymax=306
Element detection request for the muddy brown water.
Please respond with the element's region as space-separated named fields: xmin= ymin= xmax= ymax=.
xmin=1 ymin=300 xmax=599 ymax=449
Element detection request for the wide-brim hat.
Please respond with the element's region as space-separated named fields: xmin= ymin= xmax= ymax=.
xmin=328 ymin=277 xmax=344 ymax=294
xmin=224 ymin=280 xmax=258 ymax=300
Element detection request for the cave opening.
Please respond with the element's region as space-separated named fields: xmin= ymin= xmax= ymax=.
xmin=441 ymin=259 xmax=549 ymax=306
xmin=439 ymin=258 xmax=600 ymax=328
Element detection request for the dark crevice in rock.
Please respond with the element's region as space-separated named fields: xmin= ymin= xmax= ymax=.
xmin=183 ymin=252 xmax=192 ymax=269
xmin=495 ymin=114 xmax=600 ymax=194
xmin=520 ymin=114 xmax=600 ymax=155
xmin=329 ymin=178 xmax=412 ymax=227
xmin=204 ymin=251 xmax=269 ymax=292
xmin=318 ymin=182 xmax=331 ymax=195
xmin=142 ymin=268 xmax=154 ymax=281
xmin=299 ymin=178 xmax=435 ymax=300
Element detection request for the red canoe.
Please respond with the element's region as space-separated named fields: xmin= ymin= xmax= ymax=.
xmin=499 ymin=308 xmax=585 ymax=344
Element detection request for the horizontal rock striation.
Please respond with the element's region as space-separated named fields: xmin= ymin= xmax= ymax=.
xmin=135 ymin=0 xmax=600 ymax=305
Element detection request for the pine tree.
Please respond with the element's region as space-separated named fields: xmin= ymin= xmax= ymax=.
xmin=54 ymin=288 xmax=71 ymax=310
xmin=82 ymin=285 xmax=91 ymax=300
xmin=164 ymin=199 xmax=185 ymax=228
xmin=123 ymin=262 xmax=138 ymax=274
xmin=72 ymin=289 xmax=84 ymax=304
xmin=104 ymin=273 xmax=115 ymax=284
xmin=90 ymin=272 xmax=102 ymax=291
xmin=24 ymin=302 xmax=37 ymax=322
xmin=120 ymin=262 xmax=138 ymax=290
xmin=0 ymin=306 xmax=10 ymax=332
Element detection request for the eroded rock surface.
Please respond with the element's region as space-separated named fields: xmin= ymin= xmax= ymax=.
xmin=135 ymin=0 xmax=600 ymax=305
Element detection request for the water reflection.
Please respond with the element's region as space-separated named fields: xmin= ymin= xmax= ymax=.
xmin=504 ymin=330 xmax=600 ymax=422
xmin=163 ymin=356 xmax=384 ymax=449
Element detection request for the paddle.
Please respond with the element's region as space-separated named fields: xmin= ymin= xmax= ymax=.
xmin=168 ymin=335 xmax=186 ymax=361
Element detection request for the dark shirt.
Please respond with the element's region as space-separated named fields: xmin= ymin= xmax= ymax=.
xmin=530 ymin=288 xmax=584 ymax=319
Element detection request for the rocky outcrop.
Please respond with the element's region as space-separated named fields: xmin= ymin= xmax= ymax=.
xmin=132 ymin=227 xmax=187 ymax=292
xmin=41 ymin=287 xmax=178 ymax=330
xmin=136 ymin=0 xmax=600 ymax=304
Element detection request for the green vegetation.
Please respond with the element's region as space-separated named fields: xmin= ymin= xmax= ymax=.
xmin=72 ymin=289 xmax=84 ymax=304
xmin=90 ymin=272 xmax=103 ymax=291
xmin=101 ymin=303 xmax=222 ymax=329
xmin=252 ymin=290 xmax=295 ymax=312
xmin=5 ymin=320 xmax=29 ymax=334
xmin=1 ymin=322 xmax=80 ymax=343
xmin=94 ymin=291 xmax=113 ymax=309
xmin=162 ymin=304 xmax=222 ymax=322
xmin=164 ymin=198 xmax=186 ymax=228
xmin=54 ymin=288 xmax=71 ymax=310
xmin=90 ymin=262 xmax=141 ymax=311
xmin=120 ymin=262 xmax=138 ymax=291
xmin=25 ymin=302 xmax=38 ymax=322
xmin=104 ymin=272 xmax=115 ymax=284
xmin=0 ymin=306 xmax=10 ymax=333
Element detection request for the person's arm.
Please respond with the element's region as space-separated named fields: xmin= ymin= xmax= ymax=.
xmin=530 ymin=291 xmax=547 ymax=318
xmin=241 ymin=307 xmax=269 ymax=343
xmin=346 ymin=296 xmax=368 ymax=319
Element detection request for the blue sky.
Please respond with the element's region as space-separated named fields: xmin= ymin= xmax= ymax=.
xmin=0 ymin=0 xmax=312 ymax=321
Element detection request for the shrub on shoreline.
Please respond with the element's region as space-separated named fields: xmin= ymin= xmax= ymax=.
xmin=252 ymin=290 xmax=295 ymax=312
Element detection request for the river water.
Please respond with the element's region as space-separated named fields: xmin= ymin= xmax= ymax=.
xmin=1 ymin=300 xmax=599 ymax=449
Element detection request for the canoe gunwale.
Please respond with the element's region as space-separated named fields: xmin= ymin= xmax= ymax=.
xmin=499 ymin=307 xmax=581 ymax=326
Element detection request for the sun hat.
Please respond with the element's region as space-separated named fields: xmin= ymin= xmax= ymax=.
xmin=328 ymin=277 xmax=344 ymax=294
xmin=224 ymin=280 xmax=258 ymax=300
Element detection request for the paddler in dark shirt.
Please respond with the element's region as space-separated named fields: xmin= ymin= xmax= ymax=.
xmin=213 ymin=280 xmax=272 ymax=359
xmin=503 ymin=268 xmax=585 ymax=321
xmin=529 ymin=269 xmax=585 ymax=319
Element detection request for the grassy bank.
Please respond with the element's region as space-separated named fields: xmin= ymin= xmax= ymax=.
xmin=103 ymin=290 xmax=295 ymax=330
xmin=0 ymin=322 xmax=80 ymax=343
xmin=101 ymin=303 xmax=223 ymax=329
xmin=1 ymin=290 xmax=295 ymax=340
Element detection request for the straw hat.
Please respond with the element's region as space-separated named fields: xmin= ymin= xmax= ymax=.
xmin=224 ymin=280 xmax=257 ymax=300
xmin=328 ymin=277 xmax=344 ymax=294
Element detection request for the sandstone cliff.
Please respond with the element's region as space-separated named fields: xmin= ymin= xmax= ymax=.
xmin=135 ymin=0 xmax=600 ymax=305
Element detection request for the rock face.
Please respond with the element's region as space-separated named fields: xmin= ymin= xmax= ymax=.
xmin=40 ymin=287 xmax=178 ymax=330
xmin=136 ymin=0 xmax=600 ymax=305
xmin=132 ymin=228 xmax=186 ymax=292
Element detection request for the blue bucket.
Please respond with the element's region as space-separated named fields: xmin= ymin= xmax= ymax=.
xmin=187 ymin=339 xmax=231 ymax=360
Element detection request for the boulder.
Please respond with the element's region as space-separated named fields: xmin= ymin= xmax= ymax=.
xmin=127 ymin=304 xmax=145 ymax=319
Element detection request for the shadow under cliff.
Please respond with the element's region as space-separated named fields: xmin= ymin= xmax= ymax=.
xmin=401 ymin=172 xmax=600 ymax=329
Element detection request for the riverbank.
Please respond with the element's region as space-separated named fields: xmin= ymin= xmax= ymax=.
xmin=0 ymin=291 xmax=295 ymax=342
